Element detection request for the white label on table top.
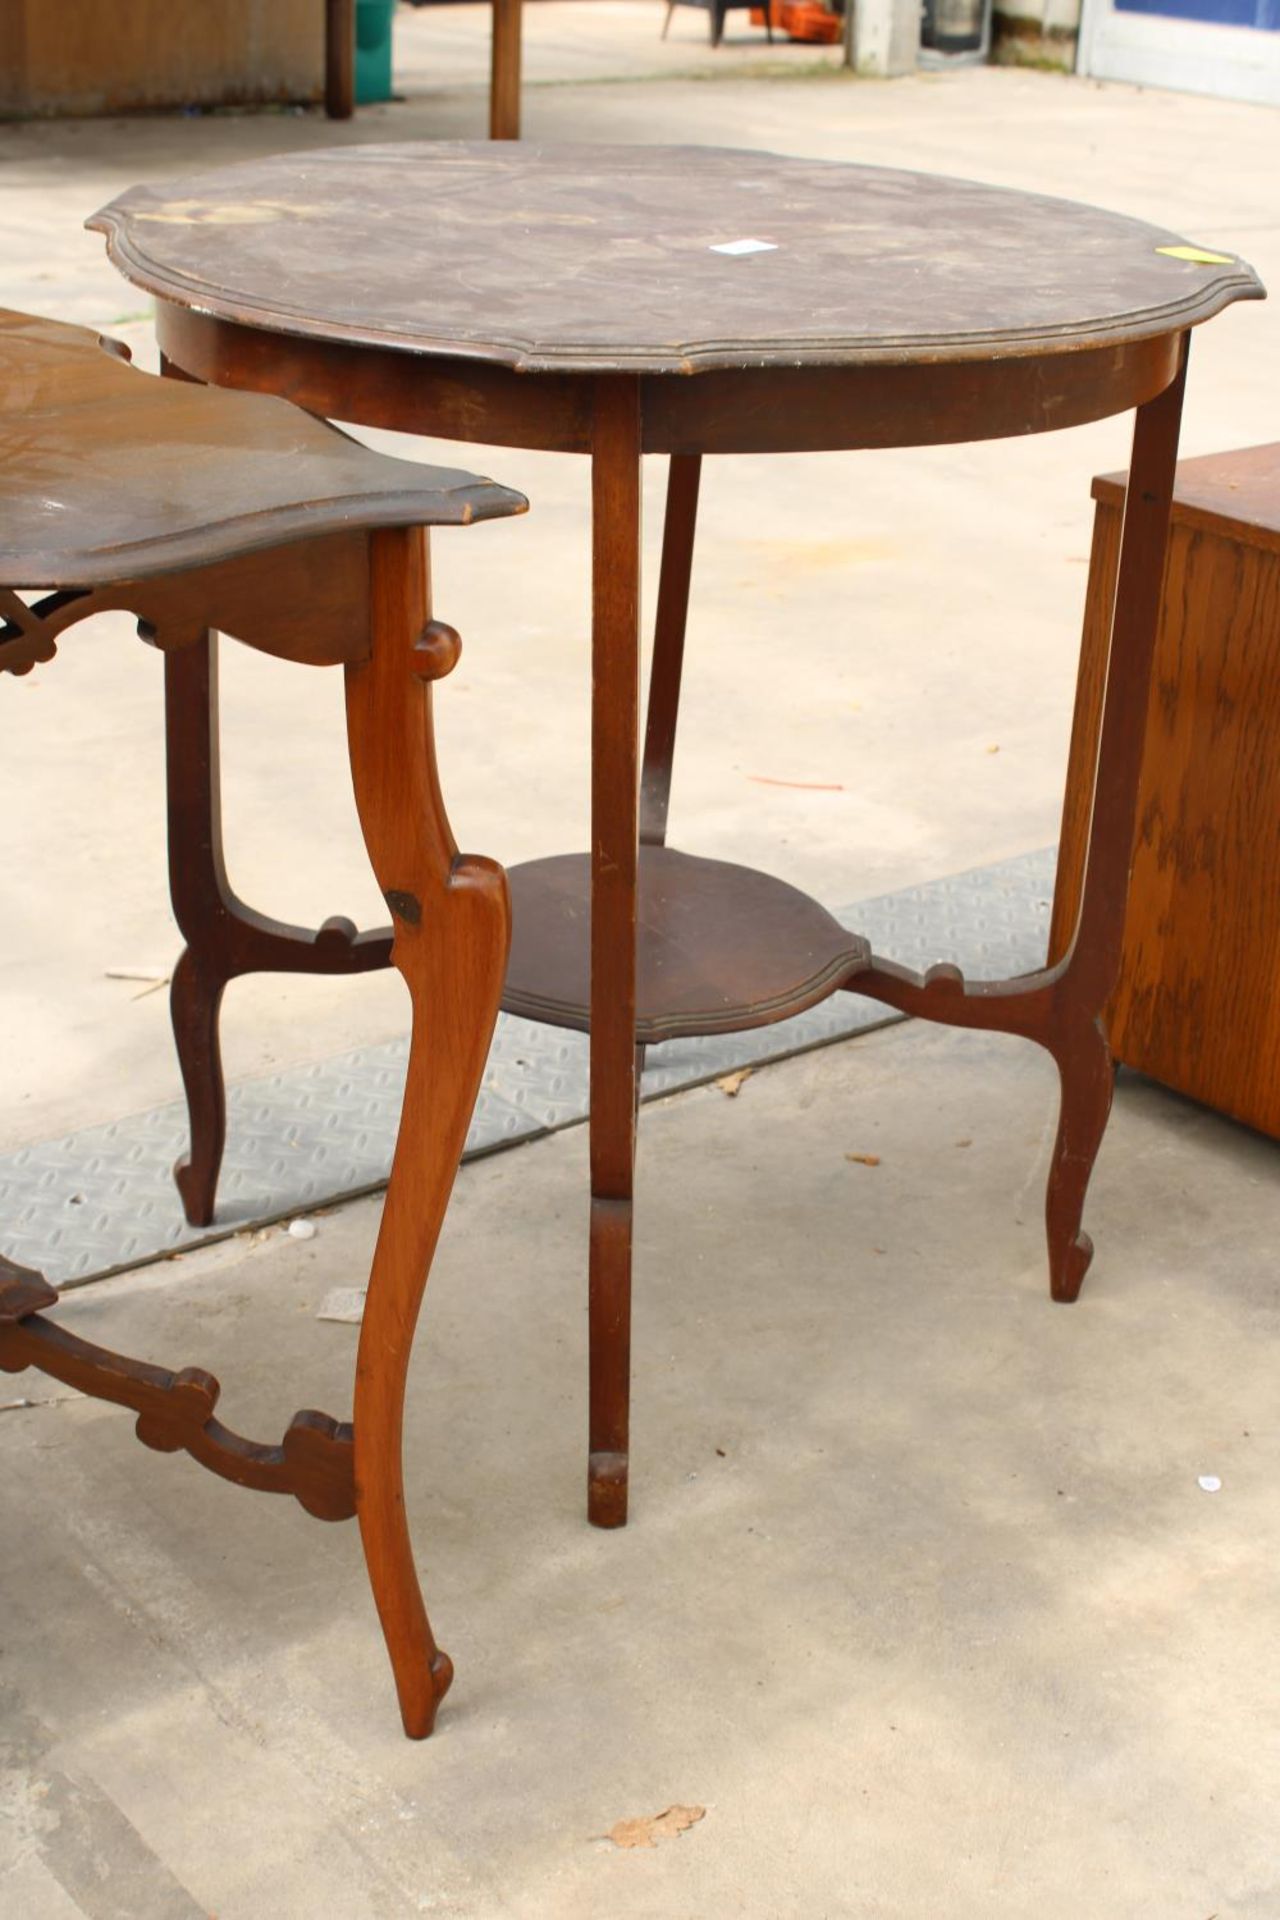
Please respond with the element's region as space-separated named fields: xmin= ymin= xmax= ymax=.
xmin=708 ymin=238 xmax=778 ymax=256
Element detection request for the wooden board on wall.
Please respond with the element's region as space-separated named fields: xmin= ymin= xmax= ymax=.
xmin=1 ymin=0 xmax=324 ymax=115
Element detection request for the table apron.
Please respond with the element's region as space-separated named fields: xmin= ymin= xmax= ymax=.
xmin=154 ymin=303 xmax=1186 ymax=456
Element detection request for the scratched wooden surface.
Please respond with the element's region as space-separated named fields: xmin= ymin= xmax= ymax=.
xmin=89 ymin=143 xmax=1263 ymax=376
xmin=0 ymin=309 xmax=522 ymax=586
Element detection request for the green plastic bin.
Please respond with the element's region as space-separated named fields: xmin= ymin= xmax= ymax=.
xmin=356 ymin=0 xmax=396 ymax=104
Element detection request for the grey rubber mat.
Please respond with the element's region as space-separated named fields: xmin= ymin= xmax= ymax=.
xmin=0 ymin=847 xmax=1057 ymax=1287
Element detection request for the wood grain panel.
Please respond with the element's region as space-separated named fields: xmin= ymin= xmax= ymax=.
xmin=2 ymin=0 xmax=322 ymax=114
xmin=1053 ymin=466 xmax=1280 ymax=1137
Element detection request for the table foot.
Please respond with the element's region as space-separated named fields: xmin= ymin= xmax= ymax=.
xmin=588 ymin=1453 xmax=630 ymax=1528
xmin=1044 ymin=1013 xmax=1114 ymax=1303
xmin=850 ymin=956 xmax=1116 ymax=1304
xmin=169 ymin=947 xmax=228 ymax=1228
xmin=852 ymin=953 xmax=1110 ymax=1295
xmin=588 ymin=1195 xmax=632 ymax=1528
xmin=345 ymin=528 xmax=510 ymax=1737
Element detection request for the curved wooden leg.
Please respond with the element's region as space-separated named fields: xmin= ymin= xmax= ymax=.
xmin=849 ymin=345 xmax=1188 ymax=1304
xmin=164 ymin=634 xmax=238 ymax=1226
xmin=1044 ymin=1014 xmax=1115 ymax=1303
xmin=170 ymin=947 xmax=229 ymax=1228
xmin=345 ymin=527 xmax=509 ymax=1739
xmin=163 ymin=632 xmax=393 ymax=1226
xmin=588 ymin=379 xmax=643 ymax=1530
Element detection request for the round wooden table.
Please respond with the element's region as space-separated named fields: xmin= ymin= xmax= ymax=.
xmin=91 ymin=142 xmax=1262 ymax=1541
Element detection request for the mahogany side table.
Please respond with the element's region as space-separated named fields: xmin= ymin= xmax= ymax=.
xmin=91 ymin=142 xmax=1263 ymax=1533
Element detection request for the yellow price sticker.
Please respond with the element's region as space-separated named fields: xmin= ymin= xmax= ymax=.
xmin=1156 ymin=244 xmax=1235 ymax=265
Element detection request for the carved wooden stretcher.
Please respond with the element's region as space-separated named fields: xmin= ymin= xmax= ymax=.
xmin=0 ymin=308 xmax=525 ymax=1738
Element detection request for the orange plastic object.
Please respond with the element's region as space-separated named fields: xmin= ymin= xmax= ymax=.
xmin=750 ymin=0 xmax=842 ymax=39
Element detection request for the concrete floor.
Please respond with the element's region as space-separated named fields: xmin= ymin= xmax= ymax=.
xmin=0 ymin=33 xmax=1277 ymax=1143
xmin=1 ymin=16 xmax=1278 ymax=1915
xmin=1 ymin=1025 xmax=1277 ymax=1916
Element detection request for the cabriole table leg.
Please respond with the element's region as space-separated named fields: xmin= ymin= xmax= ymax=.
xmin=163 ymin=631 xmax=393 ymax=1226
xmin=1037 ymin=340 xmax=1189 ymax=1299
xmin=850 ymin=344 xmax=1189 ymax=1303
xmin=344 ymin=527 xmax=511 ymax=1736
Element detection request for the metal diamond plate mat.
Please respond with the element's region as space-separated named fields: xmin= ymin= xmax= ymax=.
xmin=0 ymin=848 xmax=1056 ymax=1286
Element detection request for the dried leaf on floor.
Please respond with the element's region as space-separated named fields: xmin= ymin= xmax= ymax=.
xmin=716 ymin=1068 xmax=754 ymax=1098
xmin=130 ymin=975 xmax=172 ymax=1001
xmin=104 ymin=966 xmax=172 ymax=1000
xmin=845 ymin=1151 xmax=881 ymax=1167
xmin=747 ymin=774 xmax=845 ymax=791
xmin=604 ymin=1805 xmax=706 ymax=1850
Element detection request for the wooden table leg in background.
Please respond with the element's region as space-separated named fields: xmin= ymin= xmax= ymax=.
xmin=325 ymin=0 xmax=355 ymax=119
xmin=630 ymin=455 xmax=702 ymax=1126
xmin=640 ymin=455 xmax=702 ymax=851
xmin=587 ymin=379 xmax=643 ymax=1529
xmin=490 ymin=0 xmax=523 ymax=139
xmin=849 ymin=344 xmax=1188 ymax=1303
xmin=345 ymin=527 xmax=511 ymax=1736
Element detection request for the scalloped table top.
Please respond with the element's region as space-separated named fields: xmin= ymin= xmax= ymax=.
xmin=0 ymin=308 xmax=523 ymax=589
xmin=90 ymin=142 xmax=1264 ymax=379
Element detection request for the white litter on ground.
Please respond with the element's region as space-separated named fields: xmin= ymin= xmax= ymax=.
xmin=316 ymin=1287 xmax=366 ymax=1325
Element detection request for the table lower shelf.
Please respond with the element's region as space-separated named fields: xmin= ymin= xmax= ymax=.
xmin=502 ymin=845 xmax=870 ymax=1044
